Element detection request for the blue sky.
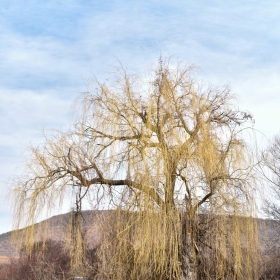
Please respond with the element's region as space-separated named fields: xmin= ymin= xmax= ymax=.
xmin=0 ymin=0 xmax=280 ymax=233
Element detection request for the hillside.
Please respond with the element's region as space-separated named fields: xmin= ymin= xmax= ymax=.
xmin=0 ymin=211 xmax=279 ymax=264
xmin=0 ymin=210 xmax=109 ymax=263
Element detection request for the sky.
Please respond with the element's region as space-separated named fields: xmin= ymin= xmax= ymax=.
xmin=0 ymin=0 xmax=280 ymax=234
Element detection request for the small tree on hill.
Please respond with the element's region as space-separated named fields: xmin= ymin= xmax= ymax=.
xmin=259 ymin=133 xmax=280 ymax=278
xmin=12 ymin=58 xmax=258 ymax=279
xmin=262 ymin=133 xmax=280 ymax=220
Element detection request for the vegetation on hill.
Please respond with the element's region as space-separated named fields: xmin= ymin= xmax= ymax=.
xmin=1 ymin=212 xmax=280 ymax=279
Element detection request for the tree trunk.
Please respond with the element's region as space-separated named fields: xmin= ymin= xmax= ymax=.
xmin=181 ymin=215 xmax=198 ymax=280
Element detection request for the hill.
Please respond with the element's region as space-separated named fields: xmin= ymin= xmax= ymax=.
xmin=0 ymin=211 xmax=279 ymax=264
xmin=0 ymin=210 xmax=109 ymax=263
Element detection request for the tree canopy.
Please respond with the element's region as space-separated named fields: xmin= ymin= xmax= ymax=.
xmin=12 ymin=59 xmax=258 ymax=279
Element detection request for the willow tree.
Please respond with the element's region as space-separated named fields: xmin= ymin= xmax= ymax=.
xmin=12 ymin=59 xmax=258 ymax=279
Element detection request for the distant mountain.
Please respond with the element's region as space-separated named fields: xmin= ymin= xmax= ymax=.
xmin=0 ymin=211 xmax=279 ymax=264
xmin=0 ymin=210 xmax=110 ymax=263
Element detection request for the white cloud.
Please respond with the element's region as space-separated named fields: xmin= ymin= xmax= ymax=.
xmin=234 ymin=67 xmax=280 ymax=139
xmin=0 ymin=0 xmax=280 ymax=233
xmin=0 ymin=88 xmax=72 ymax=228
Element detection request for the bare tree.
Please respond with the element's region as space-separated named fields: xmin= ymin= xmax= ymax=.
xmin=262 ymin=134 xmax=280 ymax=220
xmin=258 ymin=134 xmax=280 ymax=279
xmin=12 ymin=58 xmax=258 ymax=279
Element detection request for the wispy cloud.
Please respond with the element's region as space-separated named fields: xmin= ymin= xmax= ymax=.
xmin=0 ymin=0 xmax=280 ymax=233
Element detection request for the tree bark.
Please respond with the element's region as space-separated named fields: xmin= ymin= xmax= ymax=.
xmin=181 ymin=215 xmax=198 ymax=280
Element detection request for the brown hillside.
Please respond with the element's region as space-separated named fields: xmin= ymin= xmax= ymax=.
xmin=0 ymin=211 xmax=279 ymax=265
xmin=0 ymin=210 xmax=110 ymax=263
